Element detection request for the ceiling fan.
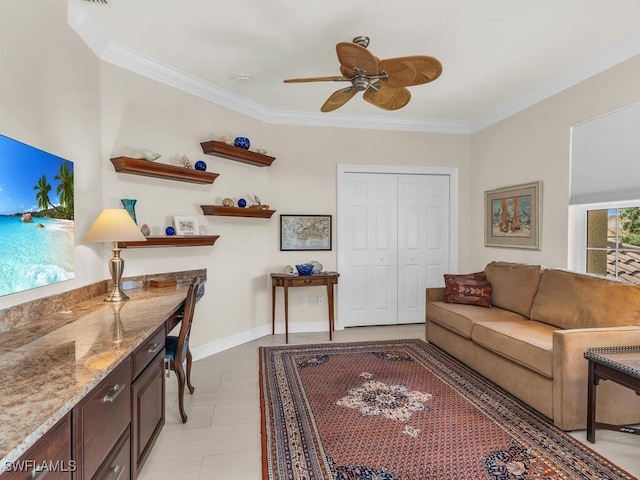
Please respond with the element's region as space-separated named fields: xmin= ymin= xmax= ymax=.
xmin=283 ymin=36 xmax=442 ymax=112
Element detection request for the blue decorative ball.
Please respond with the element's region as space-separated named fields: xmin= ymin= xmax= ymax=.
xmin=165 ymin=226 xmax=175 ymax=236
xmin=234 ymin=137 xmax=250 ymax=149
xmin=194 ymin=160 xmax=207 ymax=171
xmin=237 ymin=198 xmax=247 ymax=208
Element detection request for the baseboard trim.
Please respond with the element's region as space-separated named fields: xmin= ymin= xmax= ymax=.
xmin=190 ymin=321 xmax=333 ymax=361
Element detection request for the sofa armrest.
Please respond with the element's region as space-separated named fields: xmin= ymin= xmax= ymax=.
xmin=552 ymin=326 xmax=640 ymax=430
xmin=426 ymin=287 xmax=445 ymax=304
xmin=425 ymin=287 xmax=446 ymax=341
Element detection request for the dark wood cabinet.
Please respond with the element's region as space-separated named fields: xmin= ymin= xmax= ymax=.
xmin=93 ymin=428 xmax=130 ymax=480
xmin=131 ymin=334 xmax=165 ymax=479
xmin=0 ymin=414 xmax=73 ymax=480
xmin=74 ymin=357 xmax=131 ymax=480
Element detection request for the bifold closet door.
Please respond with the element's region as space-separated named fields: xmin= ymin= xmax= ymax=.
xmin=342 ymin=173 xmax=398 ymax=327
xmin=397 ymin=174 xmax=450 ymax=324
xmin=342 ymin=172 xmax=450 ymax=327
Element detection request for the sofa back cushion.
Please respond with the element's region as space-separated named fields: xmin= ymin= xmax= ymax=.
xmin=530 ymin=269 xmax=640 ymax=329
xmin=484 ymin=261 xmax=541 ymax=317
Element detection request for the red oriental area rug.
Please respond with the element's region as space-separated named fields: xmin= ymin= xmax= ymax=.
xmin=259 ymin=339 xmax=636 ymax=480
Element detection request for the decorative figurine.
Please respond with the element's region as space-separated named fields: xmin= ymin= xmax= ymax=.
xmin=132 ymin=149 xmax=161 ymax=161
xmin=140 ymin=224 xmax=151 ymax=236
xmin=178 ymin=155 xmax=192 ymax=168
xmin=166 ymin=226 xmax=176 ymax=236
xmin=237 ymin=198 xmax=247 ymax=208
xmin=222 ymin=198 xmax=234 ymax=207
xmin=194 ymin=160 xmax=207 ymax=171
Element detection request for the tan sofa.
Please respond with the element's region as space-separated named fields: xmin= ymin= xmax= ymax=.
xmin=425 ymin=261 xmax=640 ymax=430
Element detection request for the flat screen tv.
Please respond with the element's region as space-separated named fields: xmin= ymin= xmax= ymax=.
xmin=0 ymin=134 xmax=74 ymax=296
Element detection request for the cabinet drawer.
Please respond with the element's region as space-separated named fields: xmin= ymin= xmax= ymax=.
xmin=76 ymin=357 xmax=131 ymax=480
xmin=132 ymin=326 xmax=165 ymax=380
xmin=1 ymin=414 xmax=73 ymax=480
xmin=93 ymin=427 xmax=130 ymax=480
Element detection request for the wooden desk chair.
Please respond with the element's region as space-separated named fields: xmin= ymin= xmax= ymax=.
xmin=165 ymin=279 xmax=200 ymax=423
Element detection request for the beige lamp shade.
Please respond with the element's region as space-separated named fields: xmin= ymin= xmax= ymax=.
xmin=84 ymin=209 xmax=146 ymax=243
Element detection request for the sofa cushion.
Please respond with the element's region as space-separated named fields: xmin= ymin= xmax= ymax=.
xmin=484 ymin=261 xmax=541 ymax=318
xmin=471 ymin=320 xmax=555 ymax=378
xmin=444 ymin=272 xmax=492 ymax=308
xmin=427 ymin=302 xmax=526 ymax=339
xmin=530 ymin=269 xmax=640 ymax=329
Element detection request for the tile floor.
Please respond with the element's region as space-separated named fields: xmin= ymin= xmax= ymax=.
xmin=138 ymin=324 xmax=640 ymax=479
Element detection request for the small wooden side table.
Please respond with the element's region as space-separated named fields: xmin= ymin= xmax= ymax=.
xmin=271 ymin=272 xmax=340 ymax=344
xmin=584 ymin=346 xmax=640 ymax=443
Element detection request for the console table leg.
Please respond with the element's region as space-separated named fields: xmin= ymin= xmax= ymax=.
xmin=284 ymin=286 xmax=289 ymax=344
xmin=327 ymin=283 xmax=334 ymax=341
xmin=271 ymin=285 xmax=276 ymax=335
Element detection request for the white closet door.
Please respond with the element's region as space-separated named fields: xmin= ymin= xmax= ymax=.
xmin=342 ymin=173 xmax=398 ymax=327
xmin=397 ymin=174 xmax=450 ymax=324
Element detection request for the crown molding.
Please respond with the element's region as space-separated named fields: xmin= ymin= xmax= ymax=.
xmin=68 ymin=4 xmax=640 ymax=136
xmin=470 ymin=31 xmax=640 ymax=133
xmin=99 ymin=42 xmax=472 ymax=134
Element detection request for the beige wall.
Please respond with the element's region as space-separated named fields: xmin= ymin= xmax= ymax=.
xmin=4 ymin=0 xmax=640 ymax=355
xmin=470 ymin=54 xmax=640 ymax=270
xmin=0 ymin=0 xmax=104 ymax=311
xmin=100 ymin=64 xmax=471 ymax=352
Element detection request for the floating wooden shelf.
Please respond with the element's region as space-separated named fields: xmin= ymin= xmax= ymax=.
xmin=200 ymin=140 xmax=275 ymax=167
xmin=110 ymin=157 xmax=219 ymax=184
xmin=119 ymin=235 xmax=220 ymax=248
xmin=200 ymin=205 xmax=276 ymax=218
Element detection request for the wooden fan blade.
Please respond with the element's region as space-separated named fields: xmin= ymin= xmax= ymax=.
xmin=321 ymin=87 xmax=357 ymax=112
xmin=378 ymin=56 xmax=442 ymax=88
xmin=336 ymin=42 xmax=379 ymax=76
xmin=283 ymin=76 xmax=348 ymax=83
xmin=363 ymin=83 xmax=411 ymax=111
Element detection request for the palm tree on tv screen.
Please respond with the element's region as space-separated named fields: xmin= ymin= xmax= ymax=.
xmin=54 ymin=162 xmax=74 ymax=219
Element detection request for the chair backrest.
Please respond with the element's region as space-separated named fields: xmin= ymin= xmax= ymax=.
xmin=173 ymin=279 xmax=200 ymax=364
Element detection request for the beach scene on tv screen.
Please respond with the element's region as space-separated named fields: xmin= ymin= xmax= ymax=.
xmin=0 ymin=134 xmax=74 ymax=296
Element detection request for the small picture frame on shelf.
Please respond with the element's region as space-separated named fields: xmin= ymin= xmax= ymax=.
xmin=174 ymin=216 xmax=199 ymax=236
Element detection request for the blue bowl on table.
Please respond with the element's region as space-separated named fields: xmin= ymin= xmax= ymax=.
xmin=295 ymin=264 xmax=314 ymax=276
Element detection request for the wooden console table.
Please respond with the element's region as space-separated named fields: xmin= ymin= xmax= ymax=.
xmin=271 ymin=272 xmax=339 ymax=344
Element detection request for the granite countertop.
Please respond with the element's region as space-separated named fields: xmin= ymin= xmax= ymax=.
xmin=0 ymin=282 xmax=193 ymax=471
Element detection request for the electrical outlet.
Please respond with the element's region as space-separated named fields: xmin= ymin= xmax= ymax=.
xmin=301 ymin=296 xmax=308 ymax=306
xmin=317 ymin=296 xmax=325 ymax=306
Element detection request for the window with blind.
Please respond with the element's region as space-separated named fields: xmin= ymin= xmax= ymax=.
xmin=570 ymin=101 xmax=640 ymax=284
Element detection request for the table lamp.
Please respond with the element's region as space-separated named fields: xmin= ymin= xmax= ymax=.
xmin=84 ymin=208 xmax=147 ymax=302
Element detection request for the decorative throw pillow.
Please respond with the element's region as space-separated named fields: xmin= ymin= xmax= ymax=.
xmin=443 ymin=272 xmax=492 ymax=308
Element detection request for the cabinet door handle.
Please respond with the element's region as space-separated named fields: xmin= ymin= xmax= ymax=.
xmin=303 ymin=279 xmax=312 ymax=284
xmin=101 ymin=383 xmax=125 ymax=403
xmin=31 ymin=464 xmax=49 ymax=479
xmin=112 ymin=464 xmax=125 ymax=480
xmin=147 ymin=342 xmax=163 ymax=354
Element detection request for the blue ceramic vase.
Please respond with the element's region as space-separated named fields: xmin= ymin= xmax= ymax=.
xmin=194 ymin=160 xmax=207 ymax=171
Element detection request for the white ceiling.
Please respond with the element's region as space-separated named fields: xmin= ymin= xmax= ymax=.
xmin=69 ymin=0 xmax=640 ymax=133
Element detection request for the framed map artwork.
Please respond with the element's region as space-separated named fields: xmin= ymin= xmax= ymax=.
xmin=280 ymin=214 xmax=332 ymax=251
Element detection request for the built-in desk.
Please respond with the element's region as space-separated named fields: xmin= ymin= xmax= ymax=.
xmin=0 ymin=270 xmax=205 ymax=478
